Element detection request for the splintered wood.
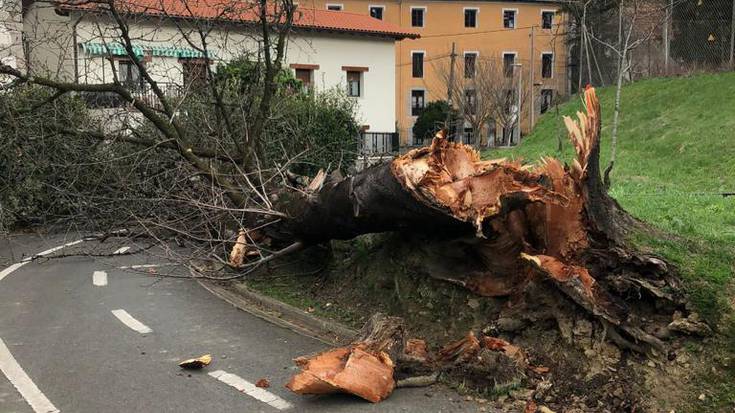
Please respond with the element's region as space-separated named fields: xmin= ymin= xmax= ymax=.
xmin=286 ymin=314 xmax=403 ymax=403
xmin=286 ymin=346 xmax=395 ymax=403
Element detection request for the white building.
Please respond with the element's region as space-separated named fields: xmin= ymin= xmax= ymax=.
xmin=23 ymin=0 xmax=417 ymax=141
xmin=0 ymin=0 xmax=23 ymax=76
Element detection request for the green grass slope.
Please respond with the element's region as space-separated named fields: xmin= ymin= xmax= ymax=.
xmin=485 ymin=73 xmax=735 ymax=409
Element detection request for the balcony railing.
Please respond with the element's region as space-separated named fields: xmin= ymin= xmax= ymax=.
xmin=80 ymin=82 xmax=184 ymax=110
xmin=360 ymin=132 xmax=399 ymax=155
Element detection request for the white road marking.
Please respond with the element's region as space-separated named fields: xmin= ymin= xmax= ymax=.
xmin=92 ymin=271 xmax=108 ymax=287
xmin=1 ymin=239 xmax=84 ymax=283
xmin=33 ymin=240 xmax=84 ymax=258
xmin=208 ymin=370 xmax=292 ymax=410
xmin=113 ymin=246 xmax=130 ymax=255
xmin=0 ymin=338 xmax=60 ymax=413
xmin=118 ymin=263 xmax=170 ymax=269
xmin=0 ymin=263 xmax=28 ymax=282
xmin=111 ymin=310 xmax=153 ymax=334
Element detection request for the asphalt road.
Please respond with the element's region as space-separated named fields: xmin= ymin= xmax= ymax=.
xmin=0 ymin=233 xmax=478 ymax=413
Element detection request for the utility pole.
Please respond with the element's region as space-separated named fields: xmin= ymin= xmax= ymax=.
xmin=529 ymin=25 xmax=535 ymax=129
xmin=445 ymin=42 xmax=457 ymax=137
xmin=512 ymin=63 xmax=523 ymax=145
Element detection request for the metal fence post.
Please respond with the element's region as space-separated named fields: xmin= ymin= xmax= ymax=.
xmin=664 ymin=0 xmax=671 ymax=74
xmin=730 ymin=0 xmax=735 ymax=68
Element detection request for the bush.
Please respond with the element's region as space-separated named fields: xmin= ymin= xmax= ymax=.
xmin=266 ymin=89 xmax=360 ymax=175
xmin=0 ymin=86 xmax=101 ymax=230
xmin=167 ymin=58 xmax=360 ymax=176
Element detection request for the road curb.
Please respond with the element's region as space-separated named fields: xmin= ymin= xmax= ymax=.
xmin=198 ymin=280 xmax=358 ymax=346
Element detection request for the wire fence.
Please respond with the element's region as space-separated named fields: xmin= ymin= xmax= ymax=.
xmin=575 ymin=0 xmax=735 ymax=89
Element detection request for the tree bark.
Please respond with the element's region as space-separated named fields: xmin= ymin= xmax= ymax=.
xmin=279 ymin=87 xmax=692 ymax=403
xmin=263 ymin=87 xmax=682 ymax=343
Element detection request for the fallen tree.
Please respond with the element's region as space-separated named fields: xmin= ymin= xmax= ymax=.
xmin=271 ymin=87 xmax=704 ymax=403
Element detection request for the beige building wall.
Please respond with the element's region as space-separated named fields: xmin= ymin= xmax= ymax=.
xmin=302 ymin=0 xmax=568 ymax=146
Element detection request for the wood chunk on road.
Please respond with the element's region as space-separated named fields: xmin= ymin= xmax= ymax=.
xmin=286 ymin=346 xmax=395 ymax=403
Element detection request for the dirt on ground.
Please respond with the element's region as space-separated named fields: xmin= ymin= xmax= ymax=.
xmin=240 ymin=233 xmax=729 ymax=412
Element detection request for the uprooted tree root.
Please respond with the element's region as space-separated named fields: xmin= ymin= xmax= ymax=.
xmin=245 ymin=88 xmax=709 ymax=409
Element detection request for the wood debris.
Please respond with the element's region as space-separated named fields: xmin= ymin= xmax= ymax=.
xmin=178 ymin=354 xmax=212 ymax=370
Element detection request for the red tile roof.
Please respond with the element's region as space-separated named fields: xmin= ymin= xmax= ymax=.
xmin=56 ymin=0 xmax=419 ymax=39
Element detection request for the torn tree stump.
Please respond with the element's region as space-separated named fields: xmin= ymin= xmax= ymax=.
xmin=275 ymin=87 xmax=690 ymax=403
xmin=264 ymin=87 xmax=683 ymax=344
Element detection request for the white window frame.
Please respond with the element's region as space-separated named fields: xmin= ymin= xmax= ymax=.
xmin=410 ymin=87 xmax=427 ymax=118
xmin=326 ymin=3 xmax=343 ymax=11
xmin=411 ymin=50 xmax=426 ymax=78
xmin=502 ymin=8 xmax=518 ymax=29
xmin=410 ymin=6 xmax=427 ymax=28
xmin=463 ymin=51 xmax=479 ymax=78
xmin=541 ymin=52 xmax=554 ymax=79
xmin=345 ymin=70 xmax=363 ymax=98
xmin=463 ymin=7 xmax=479 ymax=28
xmin=368 ymin=4 xmax=385 ymax=19
xmin=540 ymin=9 xmax=556 ymax=30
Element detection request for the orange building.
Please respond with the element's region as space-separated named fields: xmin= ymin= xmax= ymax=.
xmin=300 ymin=0 xmax=568 ymax=148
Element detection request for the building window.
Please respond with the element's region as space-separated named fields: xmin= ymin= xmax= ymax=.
xmin=541 ymin=11 xmax=554 ymax=29
xmin=295 ymin=68 xmax=313 ymax=89
xmin=412 ymin=52 xmax=424 ymax=78
xmin=465 ymin=89 xmax=476 ymax=115
xmin=464 ymin=8 xmax=478 ymax=28
xmin=503 ymin=53 xmax=515 ymax=77
xmin=540 ymin=89 xmax=553 ymax=113
xmin=118 ymin=60 xmax=143 ymax=91
xmin=464 ymin=53 xmax=477 ymax=79
xmin=346 ymin=71 xmax=361 ymax=97
xmin=411 ymin=89 xmax=425 ymax=116
xmin=326 ymin=4 xmax=342 ymax=11
xmin=542 ymin=53 xmax=553 ymax=78
xmin=411 ymin=7 xmax=425 ymax=27
xmin=503 ymin=9 xmax=516 ymax=29
xmin=369 ymin=5 xmax=384 ymax=19
xmin=182 ymin=59 xmax=208 ymax=88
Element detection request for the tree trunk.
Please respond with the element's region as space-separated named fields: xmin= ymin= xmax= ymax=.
xmin=266 ymin=87 xmax=682 ymax=334
xmin=263 ymin=88 xmax=693 ymax=402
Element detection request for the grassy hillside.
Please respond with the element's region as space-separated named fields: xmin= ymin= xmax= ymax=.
xmin=484 ymin=73 xmax=735 ymax=409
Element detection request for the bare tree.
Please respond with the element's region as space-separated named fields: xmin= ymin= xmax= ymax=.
xmin=586 ymin=0 xmax=662 ymax=188
xmin=436 ymin=55 xmax=529 ymax=148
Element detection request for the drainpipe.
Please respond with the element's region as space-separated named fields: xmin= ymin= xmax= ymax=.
xmin=72 ymin=13 xmax=83 ymax=83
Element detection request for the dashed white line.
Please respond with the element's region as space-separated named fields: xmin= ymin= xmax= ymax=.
xmin=113 ymin=246 xmax=130 ymax=255
xmin=208 ymin=370 xmax=292 ymax=410
xmin=0 ymin=338 xmax=60 ymax=413
xmin=111 ymin=309 xmax=153 ymax=334
xmin=92 ymin=271 xmax=108 ymax=287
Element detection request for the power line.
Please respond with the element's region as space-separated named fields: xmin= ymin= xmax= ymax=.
xmin=419 ymin=23 xmax=566 ymax=39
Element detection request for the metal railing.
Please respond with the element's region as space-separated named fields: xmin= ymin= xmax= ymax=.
xmin=80 ymin=82 xmax=184 ymax=110
xmin=360 ymin=132 xmax=399 ymax=155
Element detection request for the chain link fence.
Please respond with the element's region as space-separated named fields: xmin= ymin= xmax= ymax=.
xmin=573 ymin=0 xmax=735 ymax=89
